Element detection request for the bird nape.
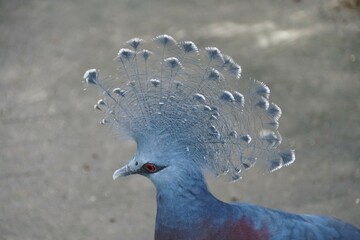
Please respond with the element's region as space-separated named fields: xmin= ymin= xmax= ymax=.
xmin=83 ymin=35 xmax=360 ymax=240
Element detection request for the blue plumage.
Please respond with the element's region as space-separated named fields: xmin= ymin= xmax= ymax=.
xmin=83 ymin=34 xmax=360 ymax=240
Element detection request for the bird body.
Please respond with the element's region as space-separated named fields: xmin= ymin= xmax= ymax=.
xmin=153 ymin=160 xmax=359 ymax=240
xmin=83 ymin=35 xmax=360 ymax=239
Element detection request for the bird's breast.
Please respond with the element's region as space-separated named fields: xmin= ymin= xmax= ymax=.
xmin=155 ymin=217 xmax=270 ymax=240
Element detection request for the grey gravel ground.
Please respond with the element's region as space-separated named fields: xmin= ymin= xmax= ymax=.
xmin=1 ymin=0 xmax=359 ymax=239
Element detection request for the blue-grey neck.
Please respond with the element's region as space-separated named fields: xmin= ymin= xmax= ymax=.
xmin=152 ymin=160 xmax=226 ymax=230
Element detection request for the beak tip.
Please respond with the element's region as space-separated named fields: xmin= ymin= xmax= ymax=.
xmin=112 ymin=165 xmax=131 ymax=180
xmin=112 ymin=169 xmax=120 ymax=180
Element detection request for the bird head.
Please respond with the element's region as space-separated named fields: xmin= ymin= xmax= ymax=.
xmin=112 ymin=135 xmax=198 ymax=186
xmin=84 ymin=34 xmax=295 ymax=184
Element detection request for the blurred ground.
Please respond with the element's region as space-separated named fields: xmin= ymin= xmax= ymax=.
xmin=0 ymin=0 xmax=359 ymax=239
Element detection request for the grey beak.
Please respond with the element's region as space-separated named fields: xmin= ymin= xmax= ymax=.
xmin=113 ymin=164 xmax=132 ymax=180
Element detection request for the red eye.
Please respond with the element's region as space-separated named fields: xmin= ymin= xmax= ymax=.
xmin=144 ymin=163 xmax=156 ymax=173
